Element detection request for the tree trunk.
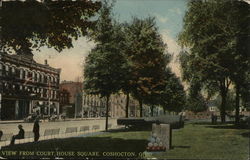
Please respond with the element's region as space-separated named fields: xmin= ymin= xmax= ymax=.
xmin=163 ymin=108 xmax=166 ymax=115
xmin=125 ymin=93 xmax=130 ymax=118
xmin=139 ymin=99 xmax=143 ymax=117
xmin=219 ymin=79 xmax=231 ymax=123
xmin=235 ymin=84 xmax=240 ymax=125
xmin=105 ymin=95 xmax=110 ymax=131
xmin=151 ymin=105 xmax=154 ymax=117
xmin=220 ymin=89 xmax=226 ymax=123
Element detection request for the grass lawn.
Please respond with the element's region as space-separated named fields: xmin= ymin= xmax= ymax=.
xmin=147 ymin=122 xmax=249 ymax=160
xmin=1 ymin=122 xmax=249 ymax=159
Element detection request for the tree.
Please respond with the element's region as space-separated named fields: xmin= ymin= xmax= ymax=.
xmin=240 ymin=72 xmax=250 ymax=111
xmin=160 ymin=68 xmax=186 ymax=114
xmin=187 ymin=78 xmax=208 ymax=114
xmin=178 ymin=0 xmax=249 ymax=123
xmin=124 ymin=17 xmax=168 ymax=117
xmin=83 ymin=2 xmax=127 ymax=130
xmin=120 ymin=52 xmax=133 ymax=118
xmin=225 ymin=1 xmax=250 ymax=125
xmin=0 ymin=0 xmax=101 ymax=55
xmin=214 ymin=90 xmax=235 ymax=113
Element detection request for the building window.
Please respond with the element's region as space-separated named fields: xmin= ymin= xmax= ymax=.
xmin=33 ymin=72 xmax=36 ymax=82
xmin=24 ymin=70 xmax=28 ymax=79
xmin=55 ymin=91 xmax=58 ymax=99
xmin=37 ymin=73 xmax=40 ymax=82
xmin=15 ymin=68 xmax=20 ymax=78
xmin=11 ymin=67 xmax=15 ymax=74
xmin=20 ymin=69 xmax=23 ymax=79
xmin=28 ymin=71 xmax=32 ymax=79
xmin=5 ymin=65 xmax=9 ymax=76
xmin=41 ymin=74 xmax=44 ymax=83
xmin=44 ymin=75 xmax=47 ymax=83
xmin=41 ymin=88 xmax=43 ymax=98
xmin=5 ymin=65 xmax=9 ymax=72
xmin=48 ymin=76 xmax=51 ymax=83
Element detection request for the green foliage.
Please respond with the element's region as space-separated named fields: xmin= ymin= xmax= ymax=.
xmin=0 ymin=0 xmax=101 ymax=54
xmin=214 ymin=90 xmax=235 ymax=112
xmin=178 ymin=0 xmax=250 ymax=122
xmin=160 ymin=68 xmax=186 ymax=113
xmin=83 ymin=1 xmax=127 ymax=130
xmin=240 ymin=72 xmax=250 ymax=110
xmin=124 ymin=17 xmax=168 ymax=108
xmin=186 ymin=80 xmax=207 ymax=113
xmin=83 ymin=2 xmax=126 ymax=97
xmin=179 ymin=0 xmax=249 ymax=82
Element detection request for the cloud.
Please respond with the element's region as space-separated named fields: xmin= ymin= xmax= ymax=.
xmin=33 ymin=37 xmax=95 ymax=81
xmin=160 ymin=29 xmax=189 ymax=90
xmin=161 ymin=29 xmax=182 ymax=78
xmin=244 ymin=0 xmax=250 ymax=4
xmin=169 ymin=8 xmax=182 ymax=15
xmin=153 ymin=13 xmax=168 ymax=23
xmin=161 ymin=29 xmax=181 ymax=57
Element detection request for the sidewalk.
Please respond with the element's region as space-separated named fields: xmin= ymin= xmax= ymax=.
xmin=0 ymin=117 xmax=117 ymax=124
xmin=0 ymin=120 xmax=25 ymax=124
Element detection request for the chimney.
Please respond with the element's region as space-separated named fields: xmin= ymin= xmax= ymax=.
xmin=45 ymin=59 xmax=48 ymax=65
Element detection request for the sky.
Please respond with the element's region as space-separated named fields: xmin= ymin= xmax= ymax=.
xmin=33 ymin=0 xmax=188 ymax=82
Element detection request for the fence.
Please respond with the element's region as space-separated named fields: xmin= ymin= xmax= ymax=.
xmin=0 ymin=123 xmax=118 ymax=147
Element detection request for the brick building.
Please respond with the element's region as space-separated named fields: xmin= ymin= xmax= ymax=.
xmin=59 ymin=89 xmax=70 ymax=114
xmin=0 ymin=52 xmax=61 ymax=120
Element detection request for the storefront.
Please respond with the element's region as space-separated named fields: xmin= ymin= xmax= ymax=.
xmin=1 ymin=98 xmax=30 ymax=120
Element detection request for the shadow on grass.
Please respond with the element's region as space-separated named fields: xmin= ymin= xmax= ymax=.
xmin=2 ymin=136 xmax=147 ymax=152
xmin=205 ymin=125 xmax=249 ymax=130
xmin=107 ymin=126 xmax=152 ymax=133
xmin=1 ymin=136 xmax=147 ymax=159
xmin=192 ymin=121 xmax=234 ymax=125
xmin=240 ymin=132 xmax=250 ymax=138
xmin=172 ymin=145 xmax=191 ymax=149
xmin=189 ymin=121 xmax=249 ymax=130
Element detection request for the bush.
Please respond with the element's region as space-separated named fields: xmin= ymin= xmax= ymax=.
xmin=117 ymin=115 xmax=184 ymax=129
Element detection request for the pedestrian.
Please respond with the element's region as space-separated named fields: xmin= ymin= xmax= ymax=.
xmin=33 ymin=118 xmax=40 ymax=142
xmin=214 ymin=115 xmax=217 ymax=124
xmin=10 ymin=125 xmax=24 ymax=145
xmin=211 ymin=113 xmax=215 ymax=124
xmin=0 ymin=130 xmax=3 ymax=141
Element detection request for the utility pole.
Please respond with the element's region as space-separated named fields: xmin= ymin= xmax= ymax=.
xmin=48 ymin=80 xmax=51 ymax=116
xmin=74 ymin=95 xmax=77 ymax=119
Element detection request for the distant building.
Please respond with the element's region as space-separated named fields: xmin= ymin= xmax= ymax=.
xmin=0 ymin=52 xmax=61 ymax=120
xmin=110 ymin=94 xmax=138 ymax=118
xmin=59 ymin=81 xmax=140 ymax=118
xmin=82 ymin=92 xmax=139 ymax=118
xmin=59 ymin=89 xmax=70 ymax=114
xmin=59 ymin=81 xmax=83 ymax=117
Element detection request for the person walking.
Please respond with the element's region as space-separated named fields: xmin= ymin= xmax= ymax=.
xmin=10 ymin=125 xmax=24 ymax=145
xmin=0 ymin=130 xmax=3 ymax=141
xmin=33 ymin=118 xmax=40 ymax=142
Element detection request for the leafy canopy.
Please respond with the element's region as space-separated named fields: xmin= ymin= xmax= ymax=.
xmin=124 ymin=17 xmax=168 ymax=106
xmin=0 ymin=0 xmax=101 ymax=55
xmin=83 ymin=2 xmax=127 ymax=98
